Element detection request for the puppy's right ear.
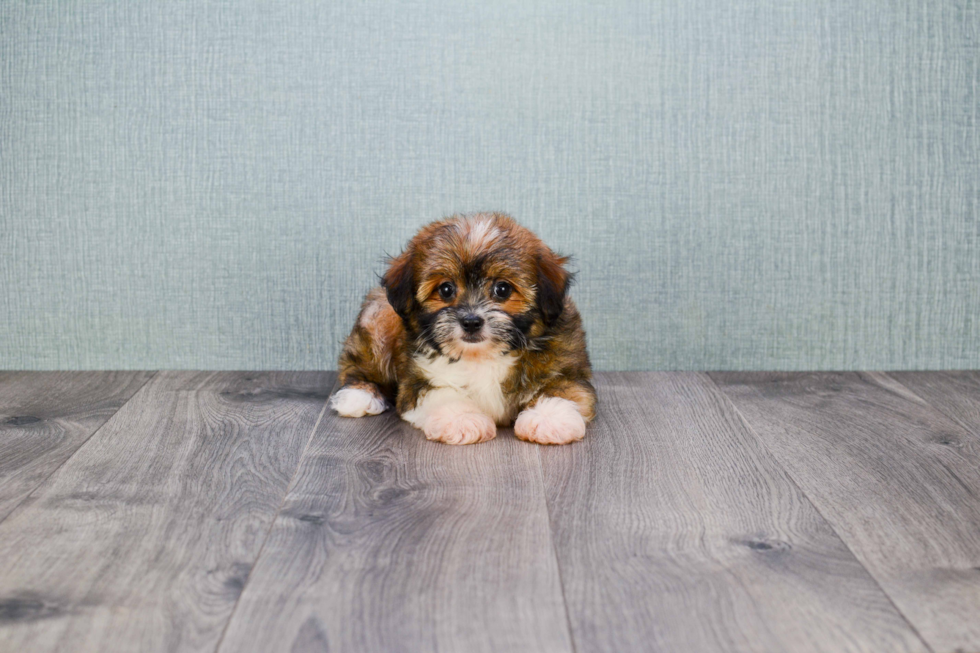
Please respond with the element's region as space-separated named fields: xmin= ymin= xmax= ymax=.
xmin=381 ymin=249 xmax=415 ymax=319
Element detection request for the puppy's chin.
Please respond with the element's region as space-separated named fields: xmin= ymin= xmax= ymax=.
xmin=442 ymin=334 xmax=506 ymax=360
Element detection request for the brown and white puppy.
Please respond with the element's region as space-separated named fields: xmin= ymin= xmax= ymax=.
xmin=329 ymin=212 xmax=596 ymax=445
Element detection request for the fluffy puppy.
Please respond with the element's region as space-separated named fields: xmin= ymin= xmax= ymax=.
xmin=330 ymin=212 xmax=596 ymax=445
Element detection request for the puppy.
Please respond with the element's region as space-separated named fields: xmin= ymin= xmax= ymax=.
xmin=329 ymin=212 xmax=596 ymax=445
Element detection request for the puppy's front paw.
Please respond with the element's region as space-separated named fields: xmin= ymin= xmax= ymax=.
xmin=330 ymin=387 xmax=387 ymax=417
xmin=423 ymin=404 xmax=496 ymax=445
xmin=515 ymin=397 xmax=586 ymax=445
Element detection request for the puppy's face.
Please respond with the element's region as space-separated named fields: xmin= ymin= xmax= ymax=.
xmin=382 ymin=213 xmax=570 ymax=359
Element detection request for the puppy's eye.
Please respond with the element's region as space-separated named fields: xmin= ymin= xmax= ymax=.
xmin=437 ymin=282 xmax=456 ymax=300
xmin=492 ymin=281 xmax=513 ymax=300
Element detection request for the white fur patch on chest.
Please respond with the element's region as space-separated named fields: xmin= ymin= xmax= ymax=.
xmin=413 ymin=351 xmax=517 ymax=424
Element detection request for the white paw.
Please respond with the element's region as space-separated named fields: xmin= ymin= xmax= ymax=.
xmin=422 ymin=403 xmax=496 ymax=445
xmin=514 ymin=397 xmax=586 ymax=445
xmin=330 ymin=387 xmax=387 ymax=417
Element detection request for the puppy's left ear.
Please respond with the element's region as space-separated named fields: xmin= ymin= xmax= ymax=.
xmin=382 ymin=249 xmax=415 ymax=320
xmin=536 ymin=248 xmax=572 ymax=326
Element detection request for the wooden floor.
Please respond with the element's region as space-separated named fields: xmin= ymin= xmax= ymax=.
xmin=0 ymin=372 xmax=978 ymax=653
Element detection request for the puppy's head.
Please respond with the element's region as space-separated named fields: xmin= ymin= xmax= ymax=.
xmin=382 ymin=213 xmax=571 ymax=358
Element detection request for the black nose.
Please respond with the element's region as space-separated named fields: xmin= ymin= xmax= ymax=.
xmin=460 ymin=314 xmax=484 ymax=333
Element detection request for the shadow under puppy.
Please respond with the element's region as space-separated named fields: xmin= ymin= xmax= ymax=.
xmin=329 ymin=212 xmax=596 ymax=445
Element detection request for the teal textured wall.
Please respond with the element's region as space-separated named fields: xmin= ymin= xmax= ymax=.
xmin=1 ymin=1 xmax=978 ymax=371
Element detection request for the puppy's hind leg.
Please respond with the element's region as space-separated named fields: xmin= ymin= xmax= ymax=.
xmin=330 ymin=383 xmax=388 ymax=417
xmin=331 ymin=288 xmax=403 ymax=417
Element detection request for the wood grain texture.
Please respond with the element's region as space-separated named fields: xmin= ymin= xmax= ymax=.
xmin=0 ymin=371 xmax=333 ymax=653
xmin=888 ymin=371 xmax=980 ymax=437
xmin=539 ymin=372 xmax=927 ymax=653
xmin=711 ymin=371 xmax=980 ymax=653
xmin=219 ymin=408 xmax=573 ymax=653
xmin=0 ymin=371 xmax=154 ymax=522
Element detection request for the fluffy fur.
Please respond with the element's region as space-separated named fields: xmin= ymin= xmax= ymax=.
xmin=333 ymin=212 xmax=597 ymax=445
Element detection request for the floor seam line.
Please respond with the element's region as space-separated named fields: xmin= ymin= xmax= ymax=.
xmin=535 ymin=445 xmax=579 ymax=653
xmin=881 ymin=371 xmax=980 ymax=438
xmin=0 ymin=370 xmax=158 ymax=530
xmin=701 ymin=372 xmax=938 ymax=653
xmin=211 ymin=375 xmax=335 ymax=653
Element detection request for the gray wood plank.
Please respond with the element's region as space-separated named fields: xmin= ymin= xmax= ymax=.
xmin=888 ymin=371 xmax=980 ymax=437
xmin=541 ymin=372 xmax=928 ymax=653
xmin=0 ymin=371 xmax=333 ymax=653
xmin=219 ymin=406 xmax=573 ymax=652
xmin=0 ymin=371 xmax=154 ymax=522
xmin=710 ymin=371 xmax=980 ymax=653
